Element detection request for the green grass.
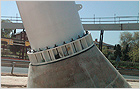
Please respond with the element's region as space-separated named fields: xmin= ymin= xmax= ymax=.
xmin=109 ymin=60 xmax=139 ymax=69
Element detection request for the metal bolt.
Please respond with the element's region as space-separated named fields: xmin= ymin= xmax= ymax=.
xmin=63 ymin=41 xmax=66 ymax=44
xmin=86 ymin=31 xmax=88 ymax=34
xmin=78 ymin=35 xmax=81 ymax=38
xmin=39 ymin=48 xmax=42 ymax=51
xmin=54 ymin=44 xmax=58 ymax=47
xmin=71 ymin=38 xmax=74 ymax=42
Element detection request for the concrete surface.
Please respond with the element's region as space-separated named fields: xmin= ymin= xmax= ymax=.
xmin=17 ymin=1 xmax=85 ymax=51
xmin=1 ymin=67 xmax=139 ymax=80
xmin=1 ymin=74 xmax=139 ymax=88
xmin=27 ymin=46 xmax=131 ymax=88
xmin=1 ymin=73 xmax=27 ymax=88
xmin=1 ymin=76 xmax=27 ymax=88
xmin=128 ymin=82 xmax=139 ymax=88
xmin=2 ymin=22 xmax=139 ymax=31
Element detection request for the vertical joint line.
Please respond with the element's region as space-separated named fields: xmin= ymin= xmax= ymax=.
xmin=41 ymin=53 xmax=45 ymax=61
xmin=48 ymin=51 xmax=52 ymax=61
xmin=80 ymin=40 xmax=84 ymax=49
xmin=56 ymin=48 xmax=59 ymax=54
xmin=65 ymin=45 xmax=69 ymax=55
xmin=121 ymin=24 xmax=122 ymax=30
xmin=35 ymin=54 xmax=38 ymax=63
xmin=73 ymin=43 xmax=77 ymax=52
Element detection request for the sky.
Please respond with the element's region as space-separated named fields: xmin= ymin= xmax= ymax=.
xmin=1 ymin=1 xmax=139 ymax=45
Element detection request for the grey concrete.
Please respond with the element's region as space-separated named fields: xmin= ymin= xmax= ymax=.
xmin=1 ymin=22 xmax=138 ymax=31
xmin=27 ymin=45 xmax=131 ymax=88
xmin=1 ymin=75 xmax=138 ymax=88
xmin=1 ymin=67 xmax=139 ymax=80
xmin=1 ymin=23 xmax=24 ymax=29
xmin=83 ymin=23 xmax=139 ymax=31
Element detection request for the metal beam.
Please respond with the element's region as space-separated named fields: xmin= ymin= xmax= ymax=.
xmin=99 ymin=30 xmax=104 ymax=52
xmin=1 ymin=59 xmax=30 ymax=68
xmin=83 ymin=23 xmax=139 ymax=31
xmin=1 ymin=22 xmax=139 ymax=31
xmin=1 ymin=23 xmax=24 ymax=29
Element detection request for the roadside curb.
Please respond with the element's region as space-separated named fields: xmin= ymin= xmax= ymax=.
xmin=1 ymin=84 xmax=27 ymax=88
xmin=126 ymin=79 xmax=139 ymax=82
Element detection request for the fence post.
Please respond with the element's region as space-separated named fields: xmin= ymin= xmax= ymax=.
xmin=94 ymin=14 xmax=95 ymax=24
xmin=114 ymin=14 xmax=116 ymax=24
xmin=11 ymin=62 xmax=16 ymax=74
xmin=99 ymin=30 xmax=104 ymax=52
xmin=137 ymin=13 xmax=139 ymax=23
xmin=99 ymin=18 xmax=101 ymax=24
xmin=16 ymin=13 xmax=18 ymax=23
xmin=119 ymin=17 xmax=120 ymax=24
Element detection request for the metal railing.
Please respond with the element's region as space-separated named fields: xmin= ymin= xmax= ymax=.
xmin=1 ymin=59 xmax=30 ymax=68
xmin=1 ymin=16 xmax=22 ymax=23
xmin=1 ymin=59 xmax=30 ymax=74
xmin=1 ymin=15 xmax=139 ymax=24
xmin=81 ymin=16 xmax=139 ymax=24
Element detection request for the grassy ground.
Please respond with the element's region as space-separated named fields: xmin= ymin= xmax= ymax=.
xmin=109 ymin=60 xmax=139 ymax=70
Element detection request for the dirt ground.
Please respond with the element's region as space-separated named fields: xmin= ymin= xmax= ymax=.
xmin=1 ymin=73 xmax=139 ymax=88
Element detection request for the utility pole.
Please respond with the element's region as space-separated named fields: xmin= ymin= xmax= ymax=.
xmin=99 ymin=30 xmax=104 ymax=52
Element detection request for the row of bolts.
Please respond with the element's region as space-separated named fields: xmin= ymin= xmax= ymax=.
xmin=29 ymin=31 xmax=89 ymax=53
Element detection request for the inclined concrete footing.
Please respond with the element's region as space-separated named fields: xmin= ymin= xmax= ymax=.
xmin=27 ymin=46 xmax=131 ymax=88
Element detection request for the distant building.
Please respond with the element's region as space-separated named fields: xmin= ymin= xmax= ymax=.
xmin=94 ymin=39 xmax=115 ymax=53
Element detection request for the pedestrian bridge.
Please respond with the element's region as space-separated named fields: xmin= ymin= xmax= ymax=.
xmin=1 ymin=16 xmax=139 ymax=31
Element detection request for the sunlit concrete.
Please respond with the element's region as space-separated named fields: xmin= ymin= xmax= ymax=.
xmin=1 ymin=23 xmax=139 ymax=31
xmin=27 ymin=46 xmax=131 ymax=88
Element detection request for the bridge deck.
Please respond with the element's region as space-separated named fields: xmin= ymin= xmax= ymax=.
xmin=1 ymin=15 xmax=139 ymax=31
xmin=1 ymin=23 xmax=139 ymax=31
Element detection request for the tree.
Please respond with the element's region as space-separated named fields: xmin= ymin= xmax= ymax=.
xmin=120 ymin=32 xmax=139 ymax=49
xmin=128 ymin=32 xmax=139 ymax=62
xmin=120 ymin=32 xmax=139 ymax=62
xmin=108 ymin=53 xmax=115 ymax=60
xmin=102 ymin=46 xmax=108 ymax=57
xmin=1 ymin=19 xmax=13 ymax=38
xmin=128 ymin=46 xmax=139 ymax=63
xmin=114 ymin=44 xmax=122 ymax=58
xmin=102 ymin=46 xmax=112 ymax=59
xmin=120 ymin=32 xmax=132 ymax=48
xmin=114 ymin=44 xmax=116 ymax=50
xmin=132 ymin=32 xmax=139 ymax=47
xmin=121 ymin=44 xmax=130 ymax=61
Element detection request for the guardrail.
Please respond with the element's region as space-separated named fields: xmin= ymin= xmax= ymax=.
xmin=1 ymin=16 xmax=22 ymax=23
xmin=1 ymin=59 xmax=30 ymax=74
xmin=1 ymin=15 xmax=139 ymax=24
xmin=81 ymin=16 xmax=139 ymax=24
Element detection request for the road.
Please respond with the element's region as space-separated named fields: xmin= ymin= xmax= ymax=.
xmin=1 ymin=66 xmax=139 ymax=80
xmin=1 ymin=66 xmax=28 ymax=74
xmin=122 ymin=75 xmax=139 ymax=80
